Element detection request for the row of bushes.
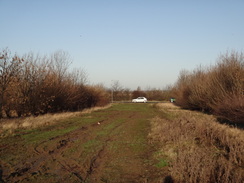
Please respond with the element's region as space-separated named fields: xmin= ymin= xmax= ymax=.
xmin=0 ymin=48 xmax=110 ymax=118
xmin=132 ymin=87 xmax=172 ymax=101
xmin=172 ymin=51 xmax=244 ymax=123
xmin=111 ymin=88 xmax=171 ymax=101
xmin=110 ymin=82 xmax=172 ymax=102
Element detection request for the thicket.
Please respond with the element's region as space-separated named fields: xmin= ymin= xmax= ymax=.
xmin=172 ymin=51 xmax=244 ymax=123
xmin=0 ymin=48 xmax=110 ymax=118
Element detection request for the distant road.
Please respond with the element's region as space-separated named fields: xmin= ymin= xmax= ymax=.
xmin=112 ymin=101 xmax=168 ymax=103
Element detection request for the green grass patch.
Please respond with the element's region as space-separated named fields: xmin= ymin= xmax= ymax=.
xmin=98 ymin=118 xmax=126 ymax=136
xmin=21 ymin=114 xmax=105 ymax=144
xmin=77 ymin=139 xmax=105 ymax=160
xmin=129 ymin=120 xmax=149 ymax=152
xmin=83 ymin=139 xmax=101 ymax=152
xmin=23 ymin=125 xmax=78 ymax=144
xmin=107 ymin=103 xmax=150 ymax=112
xmin=155 ymin=158 xmax=168 ymax=168
xmin=61 ymin=115 xmax=103 ymax=125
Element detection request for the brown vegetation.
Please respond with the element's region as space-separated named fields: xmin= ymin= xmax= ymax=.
xmin=132 ymin=86 xmax=172 ymax=101
xmin=0 ymin=48 xmax=110 ymax=118
xmin=172 ymin=51 xmax=244 ymax=123
xmin=109 ymin=81 xmax=171 ymax=102
xmin=149 ymin=103 xmax=244 ymax=183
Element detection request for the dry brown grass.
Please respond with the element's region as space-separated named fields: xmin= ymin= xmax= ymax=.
xmin=149 ymin=103 xmax=244 ymax=183
xmin=0 ymin=104 xmax=111 ymax=136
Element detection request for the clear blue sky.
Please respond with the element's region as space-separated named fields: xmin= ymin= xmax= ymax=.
xmin=1 ymin=0 xmax=244 ymax=90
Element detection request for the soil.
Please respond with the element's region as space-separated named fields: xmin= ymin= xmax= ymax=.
xmin=0 ymin=104 xmax=169 ymax=183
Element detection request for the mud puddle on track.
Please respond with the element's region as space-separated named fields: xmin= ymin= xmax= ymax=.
xmin=0 ymin=104 xmax=168 ymax=183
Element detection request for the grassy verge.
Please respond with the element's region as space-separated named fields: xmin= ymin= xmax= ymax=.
xmin=0 ymin=105 xmax=112 ymax=137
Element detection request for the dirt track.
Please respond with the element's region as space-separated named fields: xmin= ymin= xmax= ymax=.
xmin=0 ymin=104 xmax=168 ymax=183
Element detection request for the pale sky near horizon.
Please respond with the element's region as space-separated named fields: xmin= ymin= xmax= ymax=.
xmin=1 ymin=0 xmax=244 ymax=90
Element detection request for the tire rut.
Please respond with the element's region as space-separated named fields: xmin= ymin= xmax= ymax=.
xmin=4 ymin=118 xmax=114 ymax=182
xmin=1 ymin=104 xmax=162 ymax=182
xmin=83 ymin=138 xmax=111 ymax=182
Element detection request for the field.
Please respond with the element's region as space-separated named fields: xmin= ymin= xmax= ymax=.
xmin=0 ymin=103 xmax=243 ymax=183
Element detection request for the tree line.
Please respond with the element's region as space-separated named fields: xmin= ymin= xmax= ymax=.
xmin=110 ymin=81 xmax=172 ymax=102
xmin=0 ymin=48 xmax=110 ymax=118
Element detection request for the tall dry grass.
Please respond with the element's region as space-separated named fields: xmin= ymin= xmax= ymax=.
xmin=0 ymin=104 xmax=112 ymax=137
xmin=172 ymin=51 xmax=244 ymax=123
xmin=149 ymin=103 xmax=244 ymax=183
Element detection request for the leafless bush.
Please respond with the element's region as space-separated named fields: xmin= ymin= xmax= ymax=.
xmin=145 ymin=87 xmax=172 ymax=101
xmin=110 ymin=80 xmax=131 ymax=101
xmin=172 ymin=51 xmax=244 ymax=123
xmin=86 ymin=85 xmax=110 ymax=107
xmin=0 ymin=49 xmax=110 ymax=118
xmin=0 ymin=48 xmax=23 ymax=117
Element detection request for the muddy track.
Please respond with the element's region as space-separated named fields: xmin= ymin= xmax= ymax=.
xmin=0 ymin=104 xmax=167 ymax=183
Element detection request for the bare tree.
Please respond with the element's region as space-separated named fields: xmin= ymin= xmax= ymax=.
xmin=69 ymin=68 xmax=88 ymax=85
xmin=111 ymin=80 xmax=123 ymax=92
xmin=111 ymin=80 xmax=124 ymax=101
xmin=0 ymin=48 xmax=23 ymax=117
xmin=49 ymin=50 xmax=72 ymax=83
xmin=17 ymin=52 xmax=51 ymax=116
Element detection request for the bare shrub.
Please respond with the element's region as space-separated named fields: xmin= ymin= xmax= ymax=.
xmin=145 ymin=87 xmax=171 ymax=101
xmin=0 ymin=48 xmax=23 ymax=117
xmin=0 ymin=49 xmax=110 ymax=118
xmin=86 ymin=85 xmax=110 ymax=107
xmin=172 ymin=51 xmax=244 ymax=123
xmin=210 ymin=53 xmax=244 ymax=122
xmin=171 ymin=70 xmax=192 ymax=108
